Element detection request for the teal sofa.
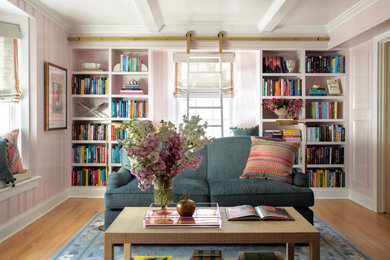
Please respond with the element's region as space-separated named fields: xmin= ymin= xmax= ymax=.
xmin=104 ymin=136 xmax=314 ymax=229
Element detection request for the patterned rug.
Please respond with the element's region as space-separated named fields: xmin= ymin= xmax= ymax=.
xmin=51 ymin=212 xmax=371 ymax=260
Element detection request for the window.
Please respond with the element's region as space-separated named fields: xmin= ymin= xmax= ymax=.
xmin=173 ymin=53 xmax=235 ymax=137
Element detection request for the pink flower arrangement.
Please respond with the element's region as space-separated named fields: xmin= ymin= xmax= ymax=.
xmin=117 ymin=116 xmax=214 ymax=191
xmin=262 ymin=98 xmax=302 ymax=119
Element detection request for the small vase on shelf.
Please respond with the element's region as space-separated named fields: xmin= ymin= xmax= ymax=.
xmin=274 ymin=108 xmax=288 ymax=119
xmin=153 ymin=178 xmax=173 ymax=210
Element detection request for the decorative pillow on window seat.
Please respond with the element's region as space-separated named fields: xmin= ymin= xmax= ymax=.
xmin=0 ymin=139 xmax=15 ymax=186
xmin=230 ymin=125 xmax=259 ymax=136
xmin=241 ymin=136 xmax=300 ymax=184
xmin=0 ymin=129 xmax=26 ymax=174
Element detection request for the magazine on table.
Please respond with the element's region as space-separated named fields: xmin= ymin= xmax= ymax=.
xmin=225 ymin=205 xmax=294 ymax=221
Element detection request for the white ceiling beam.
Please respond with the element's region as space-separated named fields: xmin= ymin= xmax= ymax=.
xmin=132 ymin=0 xmax=163 ymax=32
xmin=257 ymin=0 xmax=298 ymax=32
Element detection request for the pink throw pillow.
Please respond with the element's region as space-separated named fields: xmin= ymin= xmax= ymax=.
xmin=1 ymin=129 xmax=26 ymax=174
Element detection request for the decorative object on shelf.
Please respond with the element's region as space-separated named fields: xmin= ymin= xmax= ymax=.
xmin=262 ymin=98 xmax=302 ymax=119
xmin=309 ymin=84 xmax=327 ymax=96
xmin=77 ymin=101 xmax=107 ymax=117
xmin=275 ymin=120 xmax=307 ymax=174
xmin=113 ymin=63 xmax=121 ymax=72
xmin=327 ymin=79 xmax=341 ymax=95
xmin=273 ymin=108 xmax=288 ymax=119
xmin=153 ymin=178 xmax=173 ymax=209
xmin=176 ymin=192 xmax=196 ymax=217
xmin=119 ymin=79 xmax=145 ymax=95
xmin=285 ymin=59 xmax=296 ymax=73
xmin=141 ymin=64 xmax=148 ymax=72
xmin=44 ymin=62 xmax=67 ymax=131
xmin=81 ymin=63 xmax=101 ymax=70
xmin=117 ymin=116 xmax=214 ymax=209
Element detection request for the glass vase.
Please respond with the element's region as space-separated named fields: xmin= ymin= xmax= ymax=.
xmin=153 ymin=178 xmax=174 ymax=210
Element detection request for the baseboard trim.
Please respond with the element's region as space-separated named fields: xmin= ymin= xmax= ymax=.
xmin=68 ymin=186 xmax=106 ymax=198
xmin=349 ymin=189 xmax=376 ymax=211
xmin=0 ymin=189 xmax=70 ymax=243
xmin=312 ymin=187 xmax=349 ymax=199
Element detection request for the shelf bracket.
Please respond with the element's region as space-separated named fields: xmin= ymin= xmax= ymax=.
xmin=218 ymin=32 xmax=223 ymax=54
xmin=186 ymin=31 xmax=191 ymax=53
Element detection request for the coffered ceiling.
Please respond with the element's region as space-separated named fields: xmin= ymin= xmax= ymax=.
xmin=19 ymin=0 xmax=378 ymax=35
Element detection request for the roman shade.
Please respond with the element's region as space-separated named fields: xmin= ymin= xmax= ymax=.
xmin=173 ymin=52 xmax=234 ymax=98
xmin=0 ymin=21 xmax=23 ymax=104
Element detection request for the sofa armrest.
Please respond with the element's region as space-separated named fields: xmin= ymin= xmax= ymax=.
xmin=292 ymin=172 xmax=309 ymax=187
xmin=106 ymin=167 xmax=132 ymax=191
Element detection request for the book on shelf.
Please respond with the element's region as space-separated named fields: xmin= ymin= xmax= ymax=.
xmin=327 ymin=79 xmax=341 ymax=95
xmin=308 ymin=168 xmax=345 ymax=188
xmin=283 ymin=129 xmax=301 ymax=142
xmin=72 ymin=168 xmax=106 ymax=186
xmin=225 ymin=205 xmax=294 ymax=221
xmin=307 ymin=124 xmax=345 ymax=142
xmin=72 ymin=123 xmax=107 ymax=141
xmin=263 ymin=56 xmax=287 ymax=73
xmin=72 ymin=145 xmax=106 ymax=164
xmin=305 ymin=55 xmax=345 ymax=73
xmin=72 ymin=76 xmax=107 ymax=95
xmin=263 ymin=130 xmax=282 ymax=139
xmin=238 ymin=251 xmax=284 ymax=260
xmin=263 ymin=78 xmax=301 ymax=96
xmin=112 ymin=100 xmax=148 ymax=118
xmin=310 ymin=101 xmax=339 ymax=119
xmin=119 ymin=80 xmax=145 ymax=95
xmin=306 ymin=146 xmax=344 ymax=165
xmin=120 ymin=55 xmax=142 ymax=72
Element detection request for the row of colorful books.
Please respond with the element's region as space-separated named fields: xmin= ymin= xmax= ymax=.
xmin=112 ymin=146 xmax=122 ymax=164
xmin=71 ymin=76 xmax=108 ymax=95
xmin=112 ymin=100 xmax=148 ymax=118
xmin=310 ymin=101 xmax=340 ymax=119
xmin=71 ymin=168 xmax=106 ymax=186
xmin=305 ymin=55 xmax=346 ymax=73
xmin=111 ymin=124 xmax=128 ymax=141
xmin=308 ymin=168 xmax=345 ymax=187
xmin=307 ymin=124 xmax=345 ymax=142
xmin=72 ymin=145 xmax=106 ymax=164
xmin=283 ymin=129 xmax=301 ymax=142
xmin=306 ymin=146 xmax=344 ymax=165
xmin=120 ymin=55 xmax=142 ymax=72
xmin=263 ymin=56 xmax=288 ymax=73
xmin=71 ymin=123 xmax=107 ymax=141
xmin=263 ymin=78 xmax=302 ymax=96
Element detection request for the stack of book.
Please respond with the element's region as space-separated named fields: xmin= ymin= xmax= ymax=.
xmin=120 ymin=80 xmax=145 ymax=95
xmin=263 ymin=130 xmax=282 ymax=139
xmin=309 ymin=87 xmax=327 ymax=96
xmin=283 ymin=129 xmax=301 ymax=142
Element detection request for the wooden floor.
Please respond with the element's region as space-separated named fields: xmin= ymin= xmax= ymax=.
xmin=0 ymin=198 xmax=389 ymax=259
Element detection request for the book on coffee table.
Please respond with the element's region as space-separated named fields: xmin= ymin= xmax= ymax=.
xmin=225 ymin=205 xmax=294 ymax=221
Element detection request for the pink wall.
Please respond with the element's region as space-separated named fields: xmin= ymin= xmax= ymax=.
xmin=0 ymin=0 xmax=69 ymax=226
xmin=151 ymin=50 xmax=169 ymax=123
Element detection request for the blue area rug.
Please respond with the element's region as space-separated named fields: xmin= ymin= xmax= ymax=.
xmin=51 ymin=212 xmax=371 ymax=260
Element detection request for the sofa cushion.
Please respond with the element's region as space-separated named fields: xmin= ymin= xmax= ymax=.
xmin=241 ymin=137 xmax=300 ymax=184
xmin=176 ymin=146 xmax=207 ymax=180
xmin=209 ymin=178 xmax=314 ymax=208
xmin=0 ymin=129 xmax=26 ymax=174
xmin=105 ymin=178 xmax=209 ymax=209
xmin=0 ymin=139 xmax=14 ymax=185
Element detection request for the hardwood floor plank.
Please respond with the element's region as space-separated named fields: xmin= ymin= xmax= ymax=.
xmin=0 ymin=198 xmax=389 ymax=259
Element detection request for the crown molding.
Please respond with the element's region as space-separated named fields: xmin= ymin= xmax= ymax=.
xmin=70 ymin=25 xmax=148 ymax=34
xmin=161 ymin=24 xmax=260 ymax=34
xmin=325 ymin=0 xmax=379 ymax=32
xmin=272 ymin=25 xmax=328 ymax=34
xmin=24 ymin=0 xmax=72 ymax=32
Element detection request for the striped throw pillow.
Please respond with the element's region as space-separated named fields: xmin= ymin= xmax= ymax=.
xmin=241 ymin=137 xmax=300 ymax=183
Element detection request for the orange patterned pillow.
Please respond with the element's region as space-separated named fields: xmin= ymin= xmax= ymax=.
xmin=1 ymin=129 xmax=26 ymax=174
xmin=241 ymin=137 xmax=300 ymax=183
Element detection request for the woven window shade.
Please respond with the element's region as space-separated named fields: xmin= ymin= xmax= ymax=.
xmin=0 ymin=37 xmax=21 ymax=103
xmin=174 ymin=53 xmax=234 ymax=98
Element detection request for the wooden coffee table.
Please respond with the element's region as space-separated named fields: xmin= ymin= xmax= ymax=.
xmin=104 ymin=207 xmax=320 ymax=260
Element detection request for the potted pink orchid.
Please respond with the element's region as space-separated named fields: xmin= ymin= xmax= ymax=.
xmin=117 ymin=116 xmax=213 ymax=208
xmin=262 ymin=98 xmax=302 ymax=119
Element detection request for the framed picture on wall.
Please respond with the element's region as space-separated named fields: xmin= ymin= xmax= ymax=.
xmin=44 ymin=62 xmax=67 ymax=131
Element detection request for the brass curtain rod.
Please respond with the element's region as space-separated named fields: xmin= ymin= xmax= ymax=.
xmin=67 ymin=36 xmax=330 ymax=41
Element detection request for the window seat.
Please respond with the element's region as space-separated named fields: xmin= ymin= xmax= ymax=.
xmin=0 ymin=171 xmax=41 ymax=202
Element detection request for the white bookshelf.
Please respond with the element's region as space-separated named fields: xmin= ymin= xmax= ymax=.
xmin=259 ymin=49 xmax=347 ymax=194
xmin=70 ymin=47 xmax=152 ymax=189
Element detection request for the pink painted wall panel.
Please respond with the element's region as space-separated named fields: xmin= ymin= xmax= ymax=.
xmin=0 ymin=1 xmax=69 ymax=226
xmin=152 ymin=51 xmax=169 ymax=123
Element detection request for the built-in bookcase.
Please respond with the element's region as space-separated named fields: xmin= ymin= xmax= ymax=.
xmin=70 ymin=48 xmax=152 ymax=192
xmin=260 ymin=49 xmax=348 ymax=197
